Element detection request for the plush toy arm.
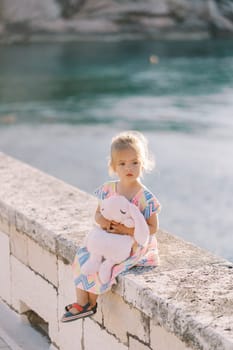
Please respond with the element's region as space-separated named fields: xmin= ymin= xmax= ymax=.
xmin=122 ymin=218 xmax=134 ymax=228
xmin=98 ymin=258 xmax=116 ymax=284
xmin=128 ymin=203 xmax=149 ymax=246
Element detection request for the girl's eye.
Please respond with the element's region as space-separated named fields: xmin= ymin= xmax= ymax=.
xmin=133 ymin=161 xmax=138 ymax=165
xmin=119 ymin=163 xmax=125 ymax=166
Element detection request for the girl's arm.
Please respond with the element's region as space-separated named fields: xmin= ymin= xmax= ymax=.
xmin=146 ymin=213 xmax=159 ymax=235
xmin=95 ymin=205 xmax=112 ymax=231
xmin=110 ymin=213 xmax=159 ymax=236
xmin=109 ymin=221 xmax=134 ymax=236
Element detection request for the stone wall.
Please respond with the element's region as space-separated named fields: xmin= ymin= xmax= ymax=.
xmin=0 ymin=151 xmax=233 ymax=350
xmin=0 ymin=0 xmax=233 ymax=43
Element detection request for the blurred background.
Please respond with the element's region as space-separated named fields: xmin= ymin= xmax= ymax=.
xmin=0 ymin=1 xmax=233 ymax=262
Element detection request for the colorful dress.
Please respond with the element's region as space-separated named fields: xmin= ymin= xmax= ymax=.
xmin=72 ymin=181 xmax=161 ymax=294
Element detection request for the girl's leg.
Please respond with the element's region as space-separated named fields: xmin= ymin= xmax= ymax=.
xmin=66 ymin=289 xmax=97 ymax=314
xmin=61 ymin=289 xmax=98 ymax=322
xmin=88 ymin=291 xmax=98 ymax=307
xmin=75 ymin=287 xmax=89 ymax=306
xmin=75 ymin=289 xmax=98 ymax=308
xmin=65 ymin=288 xmax=89 ymax=314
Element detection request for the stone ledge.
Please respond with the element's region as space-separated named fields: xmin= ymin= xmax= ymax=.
xmin=117 ymin=262 xmax=233 ymax=349
xmin=0 ymin=151 xmax=96 ymax=263
xmin=0 ymin=151 xmax=233 ymax=349
xmin=115 ymin=230 xmax=233 ymax=349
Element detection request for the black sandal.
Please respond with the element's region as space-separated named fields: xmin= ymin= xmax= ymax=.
xmin=61 ymin=303 xmax=97 ymax=322
xmin=64 ymin=302 xmax=77 ymax=312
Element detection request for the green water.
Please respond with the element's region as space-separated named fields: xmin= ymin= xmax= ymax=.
xmin=0 ymin=40 xmax=233 ymax=131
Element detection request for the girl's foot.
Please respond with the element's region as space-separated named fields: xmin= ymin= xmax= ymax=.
xmin=61 ymin=302 xmax=97 ymax=322
xmin=64 ymin=302 xmax=79 ymax=312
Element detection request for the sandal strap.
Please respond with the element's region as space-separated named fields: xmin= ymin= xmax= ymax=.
xmin=72 ymin=302 xmax=89 ymax=312
xmin=91 ymin=303 xmax=98 ymax=312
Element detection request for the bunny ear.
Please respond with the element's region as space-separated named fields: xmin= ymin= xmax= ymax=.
xmin=128 ymin=203 xmax=149 ymax=246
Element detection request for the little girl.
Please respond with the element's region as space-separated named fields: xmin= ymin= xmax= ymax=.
xmin=61 ymin=130 xmax=161 ymax=322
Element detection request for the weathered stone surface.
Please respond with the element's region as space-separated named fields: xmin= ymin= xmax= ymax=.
xmin=84 ymin=317 xmax=128 ymax=350
xmin=150 ymin=321 xmax=192 ymax=350
xmin=116 ymin=237 xmax=233 ymax=349
xmin=11 ymin=255 xmax=59 ymax=343
xmin=0 ymin=0 xmax=232 ymax=42
xmin=0 ymin=152 xmax=96 ymax=262
xmin=0 ymin=231 xmax=11 ymax=304
xmin=102 ymin=292 xmax=150 ymax=344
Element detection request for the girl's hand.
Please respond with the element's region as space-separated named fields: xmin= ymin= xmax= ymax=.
xmin=109 ymin=221 xmax=134 ymax=236
xmin=108 ymin=221 xmax=123 ymax=234
xmin=100 ymin=218 xmax=112 ymax=231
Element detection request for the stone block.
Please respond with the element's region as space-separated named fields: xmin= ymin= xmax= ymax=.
xmin=92 ymin=294 xmax=104 ymax=325
xmin=121 ymin=276 xmax=141 ymax=308
xmin=120 ymin=275 xmax=155 ymax=319
xmin=11 ymin=256 xmax=58 ymax=344
xmin=28 ymin=238 xmax=58 ymax=287
xmin=129 ymin=336 xmax=151 ymax=350
xmin=10 ymin=227 xmax=28 ymax=265
xmin=150 ymin=321 xmax=191 ymax=350
xmin=58 ymin=317 xmax=83 ymax=350
xmin=102 ymin=292 xmax=149 ymax=344
xmin=58 ymin=258 xmax=76 ymax=305
xmin=0 ymin=218 xmax=10 ymax=236
xmin=0 ymin=230 xmax=11 ymax=304
xmin=0 ymin=200 xmax=11 ymax=236
xmin=84 ymin=318 xmax=127 ymax=350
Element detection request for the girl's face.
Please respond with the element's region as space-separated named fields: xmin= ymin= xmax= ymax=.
xmin=112 ymin=147 xmax=142 ymax=182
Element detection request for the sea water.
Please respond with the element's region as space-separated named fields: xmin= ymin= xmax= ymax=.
xmin=0 ymin=40 xmax=233 ymax=262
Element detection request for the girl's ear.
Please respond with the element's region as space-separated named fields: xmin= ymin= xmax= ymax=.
xmin=108 ymin=159 xmax=116 ymax=176
xmin=128 ymin=203 xmax=149 ymax=246
xmin=111 ymin=163 xmax=116 ymax=172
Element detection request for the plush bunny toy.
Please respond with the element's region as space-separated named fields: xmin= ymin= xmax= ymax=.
xmin=81 ymin=195 xmax=149 ymax=284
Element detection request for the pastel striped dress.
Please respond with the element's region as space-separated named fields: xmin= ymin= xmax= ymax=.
xmin=72 ymin=181 xmax=161 ymax=295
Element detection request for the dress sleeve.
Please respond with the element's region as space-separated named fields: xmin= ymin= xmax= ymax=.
xmin=94 ymin=182 xmax=110 ymax=201
xmin=143 ymin=193 xmax=161 ymax=220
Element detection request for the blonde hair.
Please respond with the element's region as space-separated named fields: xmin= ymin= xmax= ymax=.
xmin=108 ymin=130 xmax=155 ymax=176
